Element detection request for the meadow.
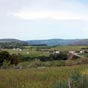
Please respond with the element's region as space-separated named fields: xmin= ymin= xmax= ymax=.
xmin=0 ymin=45 xmax=88 ymax=88
xmin=0 ymin=65 xmax=88 ymax=88
xmin=2 ymin=45 xmax=88 ymax=56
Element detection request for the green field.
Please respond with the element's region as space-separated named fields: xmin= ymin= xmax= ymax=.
xmin=2 ymin=45 xmax=88 ymax=56
xmin=0 ymin=64 xmax=88 ymax=88
xmin=0 ymin=45 xmax=88 ymax=88
xmin=51 ymin=45 xmax=88 ymax=51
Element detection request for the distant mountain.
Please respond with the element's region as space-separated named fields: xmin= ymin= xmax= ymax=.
xmin=27 ymin=39 xmax=88 ymax=46
xmin=73 ymin=39 xmax=88 ymax=45
xmin=0 ymin=39 xmax=23 ymax=43
xmin=0 ymin=39 xmax=28 ymax=48
xmin=0 ymin=38 xmax=88 ymax=46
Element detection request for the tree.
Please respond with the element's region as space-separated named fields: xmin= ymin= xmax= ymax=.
xmin=0 ymin=51 xmax=10 ymax=66
xmin=10 ymin=54 xmax=20 ymax=66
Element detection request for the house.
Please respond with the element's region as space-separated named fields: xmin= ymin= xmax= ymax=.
xmin=53 ymin=50 xmax=60 ymax=54
xmin=68 ymin=51 xmax=80 ymax=60
xmin=80 ymin=48 xmax=88 ymax=53
xmin=80 ymin=50 xmax=84 ymax=54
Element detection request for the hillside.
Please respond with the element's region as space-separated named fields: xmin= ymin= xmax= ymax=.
xmin=27 ymin=39 xmax=88 ymax=46
xmin=73 ymin=39 xmax=88 ymax=45
xmin=0 ymin=39 xmax=28 ymax=48
xmin=0 ymin=39 xmax=23 ymax=43
xmin=27 ymin=39 xmax=79 ymax=46
xmin=0 ymin=38 xmax=88 ymax=46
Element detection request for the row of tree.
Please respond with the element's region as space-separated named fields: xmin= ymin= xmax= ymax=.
xmin=0 ymin=51 xmax=70 ymax=67
xmin=0 ymin=42 xmax=28 ymax=49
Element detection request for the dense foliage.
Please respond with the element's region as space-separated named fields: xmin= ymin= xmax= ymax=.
xmin=0 ymin=42 xmax=28 ymax=49
xmin=0 ymin=51 xmax=20 ymax=67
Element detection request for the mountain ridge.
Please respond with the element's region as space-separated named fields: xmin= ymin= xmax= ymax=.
xmin=0 ymin=38 xmax=88 ymax=46
xmin=27 ymin=39 xmax=88 ymax=46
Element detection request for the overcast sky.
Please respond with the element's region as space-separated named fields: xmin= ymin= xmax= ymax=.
xmin=0 ymin=0 xmax=88 ymax=40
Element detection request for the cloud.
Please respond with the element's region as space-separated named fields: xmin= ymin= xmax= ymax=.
xmin=10 ymin=0 xmax=88 ymax=20
xmin=11 ymin=10 xmax=88 ymax=20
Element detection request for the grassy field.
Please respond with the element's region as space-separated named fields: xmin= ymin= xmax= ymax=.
xmin=0 ymin=46 xmax=88 ymax=88
xmin=51 ymin=45 xmax=88 ymax=51
xmin=1 ymin=45 xmax=88 ymax=56
xmin=0 ymin=64 xmax=88 ymax=88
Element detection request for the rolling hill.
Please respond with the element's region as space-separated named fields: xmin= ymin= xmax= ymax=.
xmin=0 ymin=39 xmax=23 ymax=43
xmin=27 ymin=39 xmax=78 ymax=46
xmin=0 ymin=38 xmax=88 ymax=46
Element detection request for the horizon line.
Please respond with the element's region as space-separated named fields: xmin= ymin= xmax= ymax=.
xmin=0 ymin=38 xmax=88 ymax=41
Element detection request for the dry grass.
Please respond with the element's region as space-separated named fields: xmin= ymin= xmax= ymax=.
xmin=0 ymin=65 xmax=88 ymax=88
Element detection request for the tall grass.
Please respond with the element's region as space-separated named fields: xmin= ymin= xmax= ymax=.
xmin=0 ymin=65 xmax=88 ymax=88
xmin=53 ymin=70 xmax=88 ymax=88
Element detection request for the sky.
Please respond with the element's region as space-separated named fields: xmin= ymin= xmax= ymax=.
xmin=0 ymin=0 xmax=88 ymax=40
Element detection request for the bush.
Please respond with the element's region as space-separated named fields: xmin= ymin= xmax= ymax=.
xmin=0 ymin=51 xmax=10 ymax=66
xmin=49 ymin=53 xmax=67 ymax=60
xmin=10 ymin=54 xmax=20 ymax=66
xmin=1 ymin=60 xmax=10 ymax=69
xmin=65 ymin=59 xmax=82 ymax=66
xmin=58 ymin=53 xmax=67 ymax=60
xmin=38 ymin=56 xmax=50 ymax=61
xmin=0 ymin=51 xmax=22 ymax=67
xmin=21 ymin=55 xmax=33 ymax=61
xmin=18 ymin=62 xmax=31 ymax=68
xmin=29 ymin=59 xmax=43 ymax=67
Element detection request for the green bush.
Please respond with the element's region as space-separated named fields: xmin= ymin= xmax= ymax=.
xmin=0 ymin=51 xmax=10 ymax=66
xmin=10 ymin=54 xmax=20 ymax=66
xmin=42 ymin=61 xmax=52 ymax=67
xmin=21 ymin=55 xmax=33 ymax=61
xmin=38 ymin=56 xmax=50 ymax=61
xmin=1 ymin=60 xmax=10 ymax=69
xmin=17 ymin=61 xmax=31 ymax=68
xmin=29 ymin=59 xmax=43 ymax=67
xmin=49 ymin=53 xmax=67 ymax=60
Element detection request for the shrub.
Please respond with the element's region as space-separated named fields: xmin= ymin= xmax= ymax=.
xmin=10 ymin=54 xmax=20 ymax=66
xmin=29 ymin=59 xmax=43 ymax=67
xmin=17 ymin=62 xmax=31 ymax=68
xmin=49 ymin=53 xmax=67 ymax=60
xmin=38 ymin=56 xmax=50 ymax=61
xmin=1 ymin=60 xmax=10 ymax=69
xmin=0 ymin=51 xmax=10 ymax=66
xmin=42 ymin=61 xmax=52 ymax=67
xmin=58 ymin=53 xmax=67 ymax=60
xmin=65 ymin=59 xmax=82 ymax=66
xmin=21 ymin=55 xmax=33 ymax=61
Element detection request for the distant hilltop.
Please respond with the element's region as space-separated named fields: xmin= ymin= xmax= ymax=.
xmin=0 ymin=39 xmax=23 ymax=43
xmin=0 ymin=38 xmax=88 ymax=46
xmin=27 ymin=39 xmax=88 ymax=46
